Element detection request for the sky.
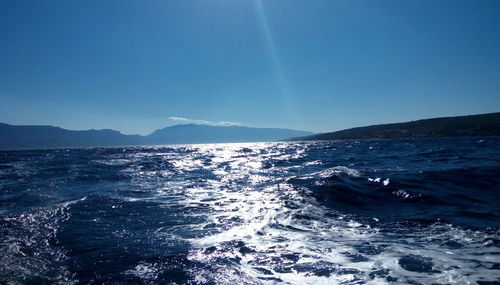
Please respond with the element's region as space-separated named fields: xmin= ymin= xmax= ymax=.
xmin=0 ymin=0 xmax=499 ymax=135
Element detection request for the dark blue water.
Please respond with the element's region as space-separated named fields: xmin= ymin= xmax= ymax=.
xmin=1 ymin=137 xmax=499 ymax=284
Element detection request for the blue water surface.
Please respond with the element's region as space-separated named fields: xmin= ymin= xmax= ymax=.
xmin=1 ymin=137 xmax=499 ymax=284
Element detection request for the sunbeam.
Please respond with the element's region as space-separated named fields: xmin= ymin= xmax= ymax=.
xmin=254 ymin=0 xmax=295 ymax=122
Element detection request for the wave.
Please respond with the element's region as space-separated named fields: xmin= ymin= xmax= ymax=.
xmin=1 ymin=138 xmax=499 ymax=283
xmin=289 ymin=164 xmax=500 ymax=228
xmin=0 ymin=198 xmax=84 ymax=284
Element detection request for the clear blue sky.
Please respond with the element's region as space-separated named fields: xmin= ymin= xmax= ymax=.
xmin=1 ymin=0 xmax=499 ymax=135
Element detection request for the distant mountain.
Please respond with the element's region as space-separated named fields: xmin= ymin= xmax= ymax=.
xmin=146 ymin=124 xmax=313 ymax=145
xmin=289 ymin=113 xmax=500 ymax=141
xmin=0 ymin=123 xmax=145 ymax=149
xmin=0 ymin=123 xmax=313 ymax=150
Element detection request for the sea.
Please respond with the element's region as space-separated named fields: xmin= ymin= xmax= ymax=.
xmin=1 ymin=137 xmax=499 ymax=284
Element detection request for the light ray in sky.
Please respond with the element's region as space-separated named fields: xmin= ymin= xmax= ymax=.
xmin=1 ymin=1 xmax=498 ymax=133
xmin=254 ymin=0 xmax=295 ymax=122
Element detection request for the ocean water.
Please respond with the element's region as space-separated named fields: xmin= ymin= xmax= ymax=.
xmin=1 ymin=137 xmax=499 ymax=284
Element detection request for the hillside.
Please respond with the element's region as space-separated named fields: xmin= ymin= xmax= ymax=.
xmin=290 ymin=113 xmax=500 ymax=141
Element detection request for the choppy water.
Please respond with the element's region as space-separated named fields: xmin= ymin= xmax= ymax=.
xmin=1 ymin=137 xmax=499 ymax=284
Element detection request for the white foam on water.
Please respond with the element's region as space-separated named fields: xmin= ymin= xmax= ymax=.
xmin=148 ymin=143 xmax=500 ymax=284
xmin=0 ymin=197 xmax=86 ymax=284
xmin=316 ymin=166 xmax=361 ymax=178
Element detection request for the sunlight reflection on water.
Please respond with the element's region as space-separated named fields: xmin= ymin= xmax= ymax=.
xmin=1 ymin=139 xmax=499 ymax=284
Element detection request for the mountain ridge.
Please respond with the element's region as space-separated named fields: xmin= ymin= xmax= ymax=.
xmin=0 ymin=123 xmax=312 ymax=150
xmin=147 ymin=124 xmax=312 ymax=144
xmin=288 ymin=112 xmax=500 ymax=141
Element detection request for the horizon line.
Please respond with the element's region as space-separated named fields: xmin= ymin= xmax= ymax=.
xmin=1 ymin=111 xmax=498 ymax=137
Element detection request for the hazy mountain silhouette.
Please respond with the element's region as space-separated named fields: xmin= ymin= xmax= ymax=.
xmin=3 ymin=112 xmax=498 ymax=149
xmin=0 ymin=123 xmax=145 ymax=149
xmin=146 ymin=124 xmax=312 ymax=144
xmin=289 ymin=113 xmax=500 ymax=141
xmin=0 ymin=123 xmax=313 ymax=149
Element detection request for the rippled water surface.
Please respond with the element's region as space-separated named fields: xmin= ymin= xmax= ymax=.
xmin=1 ymin=138 xmax=499 ymax=284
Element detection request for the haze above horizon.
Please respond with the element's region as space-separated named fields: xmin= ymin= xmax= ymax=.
xmin=1 ymin=0 xmax=499 ymax=135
